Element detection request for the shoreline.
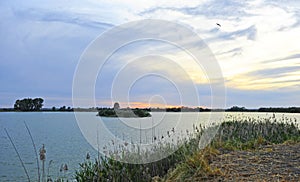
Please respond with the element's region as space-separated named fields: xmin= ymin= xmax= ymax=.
xmin=1 ymin=109 xmax=300 ymax=113
xmin=164 ymin=142 xmax=300 ymax=181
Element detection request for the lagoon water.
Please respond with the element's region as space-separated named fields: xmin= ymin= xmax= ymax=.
xmin=0 ymin=112 xmax=299 ymax=181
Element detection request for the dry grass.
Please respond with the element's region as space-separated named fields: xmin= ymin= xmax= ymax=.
xmin=75 ymin=115 xmax=300 ymax=181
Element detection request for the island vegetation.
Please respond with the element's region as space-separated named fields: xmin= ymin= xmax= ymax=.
xmin=97 ymin=102 xmax=151 ymax=118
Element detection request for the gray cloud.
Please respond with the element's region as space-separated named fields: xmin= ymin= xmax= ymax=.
xmin=12 ymin=8 xmax=114 ymax=29
xmin=218 ymin=25 xmax=257 ymax=41
xmin=216 ymin=47 xmax=243 ymax=57
xmin=139 ymin=0 xmax=253 ymax=19
xmin=0 ymin=6 xmax=112 ymax=107
xmin=247 ymin=66 xmax=300 ymax=78
xmin=226 ymin=87 xmax=300 ymax=108
xmin=262 ymin=53 xmax=300 ymax=64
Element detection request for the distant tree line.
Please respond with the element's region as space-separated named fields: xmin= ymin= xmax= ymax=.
xmin=1 ymin=99 xmax=299 ymax=113
xmin=150 ymin=106 xmax=300 ymax=113
xmin=14 ymin=98 xmax=44 ymax=111
xmin=51 ymin=106 xmax=73 ymax=112
xmin=225 ymin=106 xmax=300 ymax=113
xmin=257 ymin=107 xmax=300 ymax=113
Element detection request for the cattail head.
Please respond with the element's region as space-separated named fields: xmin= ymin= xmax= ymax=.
xmin=63 ymin=164 xmax=68 ymax=171
xmin=86 ymin=152 xmax=90 ymax=160
xmin=39 ymin=144 xmax=46 ymax=161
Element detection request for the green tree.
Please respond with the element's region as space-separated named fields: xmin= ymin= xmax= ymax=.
xmin=59 ymin=106 xmax=66 ymax=111
xmin=14 ymin=98 xmax=44 ymax=111
xmin=33 ymin=98 xmax=44 ymax=110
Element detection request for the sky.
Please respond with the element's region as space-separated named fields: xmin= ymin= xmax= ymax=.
xmin=0 ymin=0 xmax=299 ymax=108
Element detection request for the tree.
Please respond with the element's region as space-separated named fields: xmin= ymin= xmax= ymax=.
xmin=14 ymin=98 xmax=44 ymax=111
xmin=59 ymin=106 xmax=66 ymax=111
xmin=33 ymin=98 xmax=44 ymax=110
xmin=113 ymin=102 xmax=120 ymax=110
xmin=227 ymin=106 xmax=246 ymax=112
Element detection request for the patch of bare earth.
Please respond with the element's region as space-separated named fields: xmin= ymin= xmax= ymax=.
xmin=196 ymin=143 xmax=300 ymax=181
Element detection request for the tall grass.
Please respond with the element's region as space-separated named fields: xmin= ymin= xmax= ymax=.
xmin=167 ymin=115 xmax=300 ymax=181
xmin=4 ymin=128 xmax=31 ymax=181
xmin=75 ymin=124 xmax=206 ymax=181
xmin=75 ymin=115 xmax=300 ymax=181
xmin=213 ymin=115 xmax=300 ymax=150
xmin=24 ymin=121 xmax=40 ymax=182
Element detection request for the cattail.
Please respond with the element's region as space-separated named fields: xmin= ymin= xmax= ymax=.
xmin=86 ymin=152 xmax=90 ymax=160
xmin=39 ymin=144 xmax=46 ymax=182
xmin=63 ymin=164 xmax=68 ymax=171
xmin=39 ymin=144 xmax=46 ymax=161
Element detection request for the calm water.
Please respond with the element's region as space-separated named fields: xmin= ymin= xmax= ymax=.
xmin=0 ymin=112 xmax=299 ymax=181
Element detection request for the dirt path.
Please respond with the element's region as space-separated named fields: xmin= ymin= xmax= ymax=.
xmin=198 ymin=143 xmax=300 ymax=181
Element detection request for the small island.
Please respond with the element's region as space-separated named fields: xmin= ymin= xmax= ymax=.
xmin=97 ymin=102 xmax=151 ymax=118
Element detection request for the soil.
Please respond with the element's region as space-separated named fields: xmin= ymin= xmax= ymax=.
xmin=197 ymin=142 xmax=300 ymax=181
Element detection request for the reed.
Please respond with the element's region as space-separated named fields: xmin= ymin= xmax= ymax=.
xmin=24 ymin=121 xmax=40 ymax=182
xmin=75 ymin=115 xmax=300 ymax=181
xmin=4 ymin=128 xmax=31 ymax=182
xmin=39 ymin=144 xmax=46 ymax=181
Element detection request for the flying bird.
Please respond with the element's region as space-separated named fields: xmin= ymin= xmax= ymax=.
xmin=216 ymin=23 xmax=221 ymax=27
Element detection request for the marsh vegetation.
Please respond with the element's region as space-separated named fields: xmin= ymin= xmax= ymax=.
xmin=75 ymin=115 xmax=300 ymax=181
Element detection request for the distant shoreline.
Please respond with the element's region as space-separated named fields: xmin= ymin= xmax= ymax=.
xmin=1 ymin=106 xmax=300 ymax=113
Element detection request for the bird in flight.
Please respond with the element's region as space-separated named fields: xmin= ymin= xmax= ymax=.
xmin=216 ymin=23 xmax=221 ymax=27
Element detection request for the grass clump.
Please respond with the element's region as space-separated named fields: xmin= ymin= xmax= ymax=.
xmin=213 ymin=115 xmax=300 ymax=150
xmin=75 ymin=140 xmax=202 ymax=181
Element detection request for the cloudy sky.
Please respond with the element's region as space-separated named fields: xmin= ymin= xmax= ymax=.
xmin=0 ymin=0 xmax=299 ymax=108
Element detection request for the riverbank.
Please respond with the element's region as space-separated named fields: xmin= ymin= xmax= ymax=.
xmin=163 ymin=142 xmax=300 ymax=181
xmin=162 ymin=117 xmax=300 ymax=181
xmin=75 ymin=115 xmax=300 ymax=181
xmin=212 ymin=142 xmax=300 ymax=181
